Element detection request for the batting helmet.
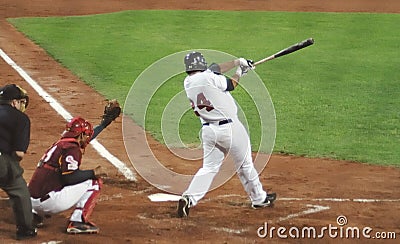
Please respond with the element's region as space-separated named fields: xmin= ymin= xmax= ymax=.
xmin=62 ymin=117 xmax=94 ymax=148
xmin=184 ymin=51 xmax=207 ymax=72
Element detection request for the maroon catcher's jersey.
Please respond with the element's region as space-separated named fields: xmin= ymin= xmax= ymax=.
xmin=28 ymin=138 xmax=82 ymax=198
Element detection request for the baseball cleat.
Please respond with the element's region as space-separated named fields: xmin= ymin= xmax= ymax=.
xmin=251 ymin=192 xmax=277 ymax=209
xmin=66 ymin=221 xmax=99 ymax=234
xmin=177 ymin=195 xmax=190 ymax=218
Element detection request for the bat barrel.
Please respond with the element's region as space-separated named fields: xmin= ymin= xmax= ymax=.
xmin=253 ymin=38 xmax=314 ymax=66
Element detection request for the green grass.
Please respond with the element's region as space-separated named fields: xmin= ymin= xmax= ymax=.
xmin=8 ymin=10 xmax=400 ymax=166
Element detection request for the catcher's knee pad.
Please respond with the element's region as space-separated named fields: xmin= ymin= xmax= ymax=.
xmin=81 ymin=179 xmax=102 ymax=222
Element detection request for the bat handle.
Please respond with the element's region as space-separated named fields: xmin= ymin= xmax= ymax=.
xmin=253 ymin=55 xmax=275 ymax=66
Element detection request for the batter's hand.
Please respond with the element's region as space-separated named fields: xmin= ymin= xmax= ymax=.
xmin=238 ymin=58 xmax=255 ymax=69
xmin=235 ymin=66 xmax=247 ymax=77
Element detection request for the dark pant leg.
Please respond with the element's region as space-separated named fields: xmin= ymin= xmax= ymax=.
xmin=2 ymin=176 xmax=33 ymax=230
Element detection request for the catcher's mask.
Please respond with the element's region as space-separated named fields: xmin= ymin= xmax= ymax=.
xmin=0 ymin=84 xmax=29 ymax=112
xmin=184 ymin=51 xmax=207 ymax=73
xmin=62 ymin=117 xmax=94 ymax=149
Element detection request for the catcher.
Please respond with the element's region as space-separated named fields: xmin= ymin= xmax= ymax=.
xmin=28 ymin=100 xmax=121 ymax=234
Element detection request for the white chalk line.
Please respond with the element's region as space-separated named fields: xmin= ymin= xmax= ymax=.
xmin=98 ymin=193 xmax=124 ymax=202
xmin=0 ymin=48 xmax=136 ymax=181
xmin=277 ymin=204 xmax=330 ymax=223
xmin=211 ymin=227 xmax=250 ymax=234
xmin=210 ymin=194 xmax=400 ymax=203
xmin=148 ymin=193 xmax=400 ymax=203
xmin=147 ymin=193 xmax=399 ymax=226
xmin=280 ymin=197 xmax=400 ymax=203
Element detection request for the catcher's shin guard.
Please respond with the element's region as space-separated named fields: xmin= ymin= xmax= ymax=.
xmin=81 ymin=179 xmax=102 ymax=223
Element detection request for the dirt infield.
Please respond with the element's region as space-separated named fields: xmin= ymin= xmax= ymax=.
xmin=0 ymin=0 xmax=399 ymax=243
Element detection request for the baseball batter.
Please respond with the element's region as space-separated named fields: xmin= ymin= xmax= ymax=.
xmin=28 ymin=100 xmax=121 ymax=234
xmin=177 ymin=52 xmax=276 ymax=217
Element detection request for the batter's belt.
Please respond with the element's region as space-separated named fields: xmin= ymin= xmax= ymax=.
xmin=203 ymin=119 xmax=232 ymax=126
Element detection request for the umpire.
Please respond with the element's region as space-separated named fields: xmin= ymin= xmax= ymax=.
xmin=0 ymin=84 xmax=37 ymax=240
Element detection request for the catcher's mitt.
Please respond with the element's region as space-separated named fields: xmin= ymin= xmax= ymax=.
xmin=101 ymin=99 xmax=121 ymax=128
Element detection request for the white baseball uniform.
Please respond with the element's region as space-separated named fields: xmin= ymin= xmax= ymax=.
xmin=183 ymin=68 xmax=267 ymax=206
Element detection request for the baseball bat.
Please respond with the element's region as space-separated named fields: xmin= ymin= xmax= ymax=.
xmin=253 ymin=38 xmax=314 ymax=66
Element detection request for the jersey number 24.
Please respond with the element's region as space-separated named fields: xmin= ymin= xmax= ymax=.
xmin=190 ymin=92 xmax=214 ymax=116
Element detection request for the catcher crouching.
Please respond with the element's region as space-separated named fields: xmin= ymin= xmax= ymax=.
xmin=28 ymin=99 xmax=121 ymax=234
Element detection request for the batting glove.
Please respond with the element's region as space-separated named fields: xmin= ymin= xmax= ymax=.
xmin=235 ymin=66 xmax=247 ymax=77
xmin=238 ymin=58 xmax=255 ymax=69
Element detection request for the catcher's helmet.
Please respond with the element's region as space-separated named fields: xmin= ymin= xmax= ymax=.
xmin=62 ymin=117 xmax=94 ymax=147
xmin=184 ymin=51 xmax=207 ymax=72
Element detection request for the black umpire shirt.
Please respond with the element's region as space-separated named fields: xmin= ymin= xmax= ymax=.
xmin=0 ymin=104 xmax=30 ymax=155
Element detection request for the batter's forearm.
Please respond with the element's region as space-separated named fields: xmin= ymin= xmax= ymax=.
xmin=218 ymin=59 xmax=240 ymax=73
xmin=231 ymin=75 xmax=240 ymax=88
